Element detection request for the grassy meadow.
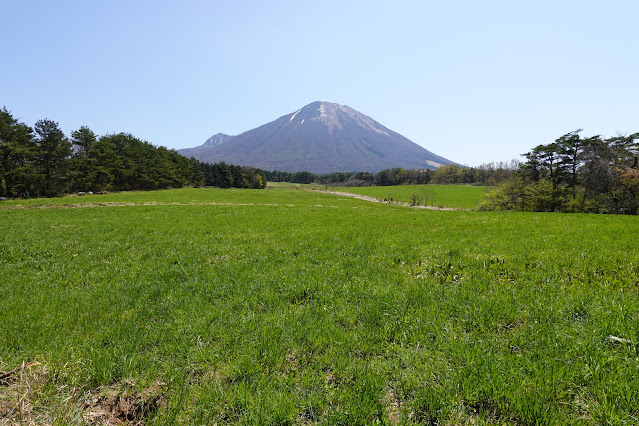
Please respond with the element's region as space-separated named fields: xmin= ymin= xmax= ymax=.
xmin=325 ymin=184 xmax=488 ymax=209
xmin=1 ymin=186 xmax=639 ymax=424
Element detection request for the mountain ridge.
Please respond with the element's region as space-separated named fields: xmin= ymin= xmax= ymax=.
xmin=203 ymin=133 xmax=233 ymax=147
xmin=179 ymin=101 xmax=458 ymax=174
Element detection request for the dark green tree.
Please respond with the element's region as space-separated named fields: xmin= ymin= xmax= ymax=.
xmin=68 ymin=126 xmax=99 ymax=192
xmin=290 ymin=171 xmax=317 ymax=184
xmin=555 ymin=130 xmax=585 ymax=192
xmin=71 ymin=126 xmax=97 ymax=157
xmin=0 ymin=108 xmax=37 ymax=197
xmin=34 ymin=119 xmax=71 ymax=196
xmin=90 ymin=136 xmax=121 ymax=191
xmin=217 ymin=162 xmax=234 ymax=188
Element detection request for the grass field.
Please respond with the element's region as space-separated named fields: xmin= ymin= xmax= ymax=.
xmin=324 ymin=184 xmax=488 ymax=209
xmin=1 ymin=186 xmax=638 ymax=424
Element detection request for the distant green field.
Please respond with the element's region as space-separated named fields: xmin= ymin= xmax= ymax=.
xmin=329 ymin=184 xmax=488 ymax=209
xmin=1 ymin=187 xmax=638 ymax=424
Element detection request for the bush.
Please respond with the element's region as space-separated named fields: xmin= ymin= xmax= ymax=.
xmin=477 ymin=177 xmax=526 ymax=211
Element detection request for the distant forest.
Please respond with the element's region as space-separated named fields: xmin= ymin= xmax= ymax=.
xmin=0 ymin=108 xmax=266 ymax=198
xmin=264 ymin=161 xmax=520 ymax=187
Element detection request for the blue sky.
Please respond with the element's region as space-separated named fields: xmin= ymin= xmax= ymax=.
xmin=2 ymin=0 xmax=637 ymax=166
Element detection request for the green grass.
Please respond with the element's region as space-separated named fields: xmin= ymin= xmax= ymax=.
xmin=1 ymin=187 xmax=638 ymax=424
xmin=328 ymin=184 xmax=488 ymax=209
xmin=0 ymin=185 xmax=318 ymax=207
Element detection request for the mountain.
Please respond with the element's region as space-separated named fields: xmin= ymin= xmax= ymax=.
xmin=203 ymin=133 xmax=233 ymax=147
xmin=179 ymin=101 xmax=457 ymax=174
xmin=179 ymin=133 xmax=233 ymax=158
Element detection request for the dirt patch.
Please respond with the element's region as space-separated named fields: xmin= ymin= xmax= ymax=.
xmin=0 ymin=361 xmax=45 ymax=425
xmin=83 ymin=382 xmax=166 ymax=425
xmin=383 ymin=387 xmax=402 ymax=424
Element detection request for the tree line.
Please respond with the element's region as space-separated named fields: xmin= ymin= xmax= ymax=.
xmin=0 ymin=107 xmax=266 ymax=198
xmin=480 ymin=130 xmax=639 ymax=214
xmin=264 ymin=162 xmax=518 ymax=187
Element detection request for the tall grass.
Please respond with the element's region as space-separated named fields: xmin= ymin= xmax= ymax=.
xmin=1 ymin=187 xmax=638 ymax=423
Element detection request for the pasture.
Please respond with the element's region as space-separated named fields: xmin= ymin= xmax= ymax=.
xmin=1 ymin=186 xmax=638 ymax=424
xmin=325 ymin=184 xmax=487 ymax=209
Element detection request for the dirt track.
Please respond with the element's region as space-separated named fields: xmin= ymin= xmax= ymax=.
xmin=317 ymin=190 xmax=459 ymax=210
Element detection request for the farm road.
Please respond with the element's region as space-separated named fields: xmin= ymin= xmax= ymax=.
xmin=316 ymin=189 xmax=459 ymax=211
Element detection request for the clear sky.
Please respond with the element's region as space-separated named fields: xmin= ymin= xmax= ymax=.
xmin=2 ymin=0 xmax=637 ymax=167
